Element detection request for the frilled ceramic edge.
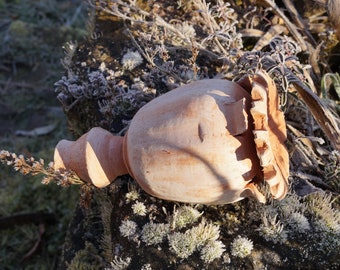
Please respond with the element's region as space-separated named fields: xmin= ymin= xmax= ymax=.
xmin=237 ymin=71 xmax=289 ymax=200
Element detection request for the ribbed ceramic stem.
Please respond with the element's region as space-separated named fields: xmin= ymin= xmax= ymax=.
xmin=54 ymin=127 xmax=128 ymax=188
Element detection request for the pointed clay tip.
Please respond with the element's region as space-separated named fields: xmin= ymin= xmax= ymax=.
xmin=54 ymin=140 xmax=69 ymax=170
xmin=53 ymin=127 xmax=128 ymax=188
xmin=54 ymin=138 xmax=92 ymax=183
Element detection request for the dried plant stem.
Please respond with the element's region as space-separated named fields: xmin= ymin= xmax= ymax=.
xmin=289 ymin=73 xmax=340 ymax=150
xmin=124 ymin=28 xmax=155 ymax=66
xmin=124 ymin=29 xmax=184 ymax=82
xmin=95 ymin=1 xmax=191 ymax=44
xmin=263 ymin=0 xmax=308 ymax=51
xmin=193 ymin=0 xmax=228 ymax=55
xmin=252 ymin=25 xmax=286 ymax=51
xmin=290 ymin=171 xmax=333 ymax=190
xmin=282 ymin=0 xmax=316 ymax=45
xmin=0 ymin=150 xmax=84 ymax=186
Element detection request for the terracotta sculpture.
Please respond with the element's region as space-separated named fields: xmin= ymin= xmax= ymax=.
xmin=54 ymin=71 xmax=289 ymax=204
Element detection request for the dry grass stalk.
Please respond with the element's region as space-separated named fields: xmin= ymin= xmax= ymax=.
xmin=289 ymin=73 xmax=340 ymax=151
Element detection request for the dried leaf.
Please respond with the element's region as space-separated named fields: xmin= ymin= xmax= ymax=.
xmin=252 ymin=25 xmax=286 ymax=51
xmin=289 ymin=73 xmax=340 ymax=150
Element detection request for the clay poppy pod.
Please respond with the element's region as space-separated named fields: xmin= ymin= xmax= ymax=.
xmin=54 ymin=71 xmax=289 ymax=204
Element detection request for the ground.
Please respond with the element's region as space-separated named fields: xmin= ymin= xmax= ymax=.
xmin=0 ymin=0 xmax=87 ymax=268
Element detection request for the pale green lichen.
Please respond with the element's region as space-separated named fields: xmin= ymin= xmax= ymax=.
xmin=200 ymin=240 xmax=225 ymax=263
xmin=169 ymin=205 xmax=203 ymax=229
xmin=230 ymin=236 xmax=253 ymax=258
xmin=121 ymin=50 xmax=143 ymax=71
xmin=189 ymin=219 xmax=220 ymax=246
xmin=141 ymin=222 xmax=170 ymax=246
xmin=132 ymin=201 xmax=147 ymax=216
xmin=119 ymin=220 xmax=137 ymax=238
xmin=254 ymin=190 xmax=340 ymax=261
xmin=116 ymin=203 xmax=226 ymax=264
xmin=109 ymin=256 xmax=131 ymax=270
xmin=167 ymin=218 xmax=224 ymax=261
xmin=141 ymin=264 xmax=152 ymax=270
xmin=306 ymin=192 xmax=340 ymax=234
xmin=277 ymin=193 xmax=307 ymax=217
xmin=168 ymin=231 xmax=197 ymax=259
xmin=125 ymin=184 xmax=140 ymax=203
xmin=287 ymin=212 xmax=311 ymax=233
xmin=66 ymin=187 xmax=338 ymax=268
xmin=258 ymin=211 xmax=288 ymax=244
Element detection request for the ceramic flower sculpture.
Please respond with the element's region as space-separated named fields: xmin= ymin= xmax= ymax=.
xmin=54 ymin=71 xmax=289 ymax=204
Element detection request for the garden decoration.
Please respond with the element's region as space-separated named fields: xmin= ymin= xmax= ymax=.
xmin=54 ymin=71 xmax=289 ymax=204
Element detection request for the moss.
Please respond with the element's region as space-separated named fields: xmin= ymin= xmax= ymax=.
xmin=9 ymin=20 xmax=32 ymax=37
xmin=141 ymin=223 xmax=170 ymax=246
xmin=67 ymin=242 xmax=103 ymax=270
xmin=0 ymin=1 xmax=87 ymax=268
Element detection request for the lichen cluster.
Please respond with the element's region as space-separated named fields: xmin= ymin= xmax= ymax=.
xmin=252 ymin=192 xmax=340 ymax=266
xmin=61 ymin=177 xmax=339 ymax=269
xmin=119 ymin=192 xmax=227 ymax=265
xmin=230 ymin=236 xmax=254 ymax=258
